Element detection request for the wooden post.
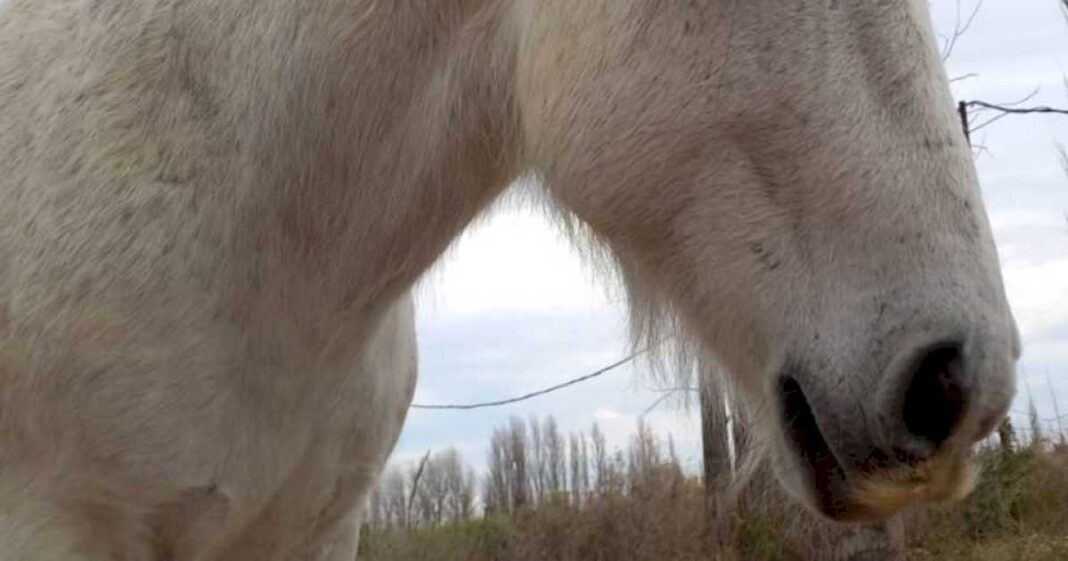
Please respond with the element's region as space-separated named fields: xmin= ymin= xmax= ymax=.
xmin=699 ymin=360 xmax=732 ymax=496
xmin=958 ymin=100 xmax=971 ymax=146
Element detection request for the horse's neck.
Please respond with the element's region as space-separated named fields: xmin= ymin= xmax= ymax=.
xmin=237 ymin=0 xmax=523 ymax=356
xmin=0 ymin=1 xmax=522 ymax=364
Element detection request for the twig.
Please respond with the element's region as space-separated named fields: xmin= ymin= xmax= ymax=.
xmin=640 ymin=391 xmax=678 ymax=419
xmin=405 ymin=450 xmax=432 ymax=528
xmin=958 ymin=96 xmax=1068 ymax=141
xmin=964 ymin=100 xmax=1068 ymax=117
xmin=1049 ymin=375 xmax=1064 ymax=439
xmin=969 ymin=111 xmax=1016 ymax=134
xmin=942 ymin=0 xmax=984 ymax=61
xmin=648 ymin=386 xmax=700 ymax=394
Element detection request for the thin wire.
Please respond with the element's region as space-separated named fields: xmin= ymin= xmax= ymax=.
xmin=409 ymin=349 xmax=649 ymax=411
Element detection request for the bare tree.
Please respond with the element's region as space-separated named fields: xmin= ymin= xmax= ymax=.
xmin=569 ymin=432 xmax=585 ymax=505
xmin=367 ymin=481 xmax=384 ymax=529
xmin=507 ymin=416 xmax=530 ymax=510
xmin=528 ymin=416 xmax=546 ymax=504
xmin=590 ymin=421 xmax=608 ymax=496
xmin=438 ymin=449 xmax=476 ymax=522
xmin=483 ymin=420 xmax=529 ymax=515
xmin=628 ymin=419 xmax=661 ymax=495
xmin=579 ymin=432 xmax=590 ymax=501
xmin=375 ymin=467 xmax=408 ymax=528
xmin=486 ymin=427 xmax=512 ymax=515
xmin=544 ymin=416 xmax=566 ymax=499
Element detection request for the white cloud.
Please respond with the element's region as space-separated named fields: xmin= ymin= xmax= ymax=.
xmin=1003 ymin=256 xmax=1068 ymax=341
xmin=991 ymin=209 xmax=1065 ymax=233
xmin=416 ymin=208 xmax=611 ymax=320
xmin=593 ymin=407 xmax=624 ymax=421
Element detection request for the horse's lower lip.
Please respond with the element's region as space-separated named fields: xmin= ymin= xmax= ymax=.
xmin=848 ymin=449 xmax=978 ymax=517
xmin=799 ymin=449 xmax=979 ymax=522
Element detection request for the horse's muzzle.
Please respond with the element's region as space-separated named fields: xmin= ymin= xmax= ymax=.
xmin=776 ymin=335 xmax=1014 ymax=521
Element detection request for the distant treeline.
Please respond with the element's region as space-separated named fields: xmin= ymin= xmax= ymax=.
xmin=360 ymin=412 xmax=1068 ymax=561
xmin=366 ymin=416 xmax=685 ymax=529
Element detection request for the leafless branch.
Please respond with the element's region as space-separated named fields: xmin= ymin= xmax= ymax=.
xmin=966 ymin=100 xmax=1068 ymax=117
xmin=406 ymin=451 xmax=431 ymax=528
xmin=958 ymin=91 xmax=1068 ymax=140
xmin=648 ymin=386 xmax=700 ymax=394
xmin=966 ymin=100 xmax=1068 ymax=134
xmin=949 ymin=72 xmax=980 ymax=84
xmin=942 ymin=0 xmax=984 ymax=61
xmin=640 ymin=391 xmax=678 ymax=419
xmin=967 ymin=86 xmax=1041 ymax=112
xmin=971 ymin=141 xmax=991 ymax=161
xmin=969 ymin=110 xmax=1018 ymax=133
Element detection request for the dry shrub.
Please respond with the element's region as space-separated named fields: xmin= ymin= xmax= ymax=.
xmin=361 ymin=471 xmax=721 ymax=561
xmin=509 ymin=476 xmax=711 ymax=561
xmin=904 ymin=443 xmax=1068 ymax=561
xmin=731 ymin=461 xmax=905 ymax=561
xmin=360 ymin=425 xmax=1068 ymax=561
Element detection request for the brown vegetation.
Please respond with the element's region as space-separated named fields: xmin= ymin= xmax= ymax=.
xmin=358 ymin=415 xmax=1068 ymax=561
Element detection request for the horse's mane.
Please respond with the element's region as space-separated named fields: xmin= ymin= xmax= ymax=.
xmin=524 ymin=176 xmax=776 ymax=478
xmin=514 ymin=176 xmax=702 ymax=390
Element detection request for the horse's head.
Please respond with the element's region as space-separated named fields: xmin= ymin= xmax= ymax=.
xmin=513 ymin=0 xmax=1018 ymax=520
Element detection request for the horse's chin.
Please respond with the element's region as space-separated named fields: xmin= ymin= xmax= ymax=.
xmin=771 ymin=419 xmax=980 ymax=523
xmin=847 ymin=452 xmax=978 ymax=517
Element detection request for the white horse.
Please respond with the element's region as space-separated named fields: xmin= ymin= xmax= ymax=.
xmin=0 ymin=0 xmax=1018 ymax=558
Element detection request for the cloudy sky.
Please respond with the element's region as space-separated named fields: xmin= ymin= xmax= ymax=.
xmin=392 ymin=0 xmax=1068 ymax=474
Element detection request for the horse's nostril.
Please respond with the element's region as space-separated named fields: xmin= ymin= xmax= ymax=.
xmin=901 ymin=343 xmax=967 ymax=452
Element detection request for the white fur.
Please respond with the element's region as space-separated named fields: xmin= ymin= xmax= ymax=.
xmin=0 ymin=0 xmax=1016 ymax=556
